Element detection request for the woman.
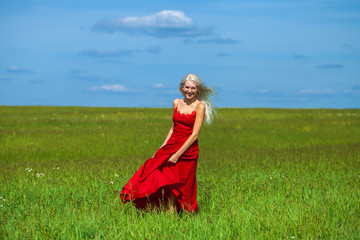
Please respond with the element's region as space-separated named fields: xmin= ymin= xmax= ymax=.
xmin=120 ymin=73 xmax=215 ymax=212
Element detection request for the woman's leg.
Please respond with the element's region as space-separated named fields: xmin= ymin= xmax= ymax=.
xmin=168 ymin=191 xmax=178 ymax=213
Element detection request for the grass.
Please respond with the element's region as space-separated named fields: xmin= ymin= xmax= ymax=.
xmin=0 ymin=106 xmax=359 ymax=239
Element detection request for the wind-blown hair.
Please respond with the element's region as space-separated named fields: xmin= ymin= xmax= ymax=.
xmin=179 ymin=73 xmax=216 ymax=125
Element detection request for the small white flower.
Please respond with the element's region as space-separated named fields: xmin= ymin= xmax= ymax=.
xmin=291 ymin=237 xmax=295 ymax=239
xmin=114 ymin=174 xmax=119 ymax=177
xmin=110 ymin=181 xmax=114 ymax=185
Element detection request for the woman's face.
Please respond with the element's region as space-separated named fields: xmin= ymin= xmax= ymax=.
xmin=182 ymin=80 xmax=198 ymax=101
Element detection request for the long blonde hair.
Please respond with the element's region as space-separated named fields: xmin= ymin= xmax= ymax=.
xmin=179 ymin=73 xmax=216 ymax=124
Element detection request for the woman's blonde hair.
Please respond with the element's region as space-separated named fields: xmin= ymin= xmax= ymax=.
xmin=179 ymin=73 xmax=216 ymax=124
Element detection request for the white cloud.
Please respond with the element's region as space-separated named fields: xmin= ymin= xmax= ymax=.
xmin=89 ymin=84 xmax=128 ymax=92
xmin=92 ymin=10 xmax=213 ymax=37
xmin=121 ymin=10 xmax=194 ymax=28
xmin=296 ymin=89 xmax=336 ymax=95
xmin=6 ymin=65 xmax=34 ymax=74
xmin=153 ymin=83 xmax=164 ymax=88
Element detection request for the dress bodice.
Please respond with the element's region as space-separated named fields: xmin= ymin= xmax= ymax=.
xmin=165 ymin=107 xmax=198 ymax=160
xmin=172 ymin=107 xmax=196 ymax=133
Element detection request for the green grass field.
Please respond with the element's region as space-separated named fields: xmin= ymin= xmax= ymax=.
xmin=1 ymin=106 xmax=359 ymax=239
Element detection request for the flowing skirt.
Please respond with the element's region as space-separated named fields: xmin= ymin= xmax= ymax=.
xmin=120 ymin=143 xmax=198 ymax=212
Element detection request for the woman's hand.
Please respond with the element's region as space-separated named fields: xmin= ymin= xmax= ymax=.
xmin=168 ymin=153 xmax=180 ymax=164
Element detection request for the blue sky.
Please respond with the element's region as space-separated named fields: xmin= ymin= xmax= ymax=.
xmin=1 ymin=0 xmax=359 ymax=108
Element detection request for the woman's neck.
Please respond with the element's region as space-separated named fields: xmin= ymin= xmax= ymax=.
xmin=183 ymin=98 xmax=197 ymax=106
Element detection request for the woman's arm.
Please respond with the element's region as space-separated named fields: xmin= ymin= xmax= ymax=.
xmin=160 ymin=99 xmax=179 ymax=148
xmin=167 ymin=102 xmax=205 ymax=163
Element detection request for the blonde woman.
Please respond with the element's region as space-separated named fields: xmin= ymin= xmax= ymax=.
xmin=120 ymin=73 xmax=215 ymax=212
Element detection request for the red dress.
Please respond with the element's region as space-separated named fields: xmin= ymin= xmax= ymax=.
xmin=120 ymin=106 xmax=199 ymax=212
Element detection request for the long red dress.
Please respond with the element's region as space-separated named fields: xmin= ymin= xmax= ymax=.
xmin=120 ymin=106 xmax=199 ymax=212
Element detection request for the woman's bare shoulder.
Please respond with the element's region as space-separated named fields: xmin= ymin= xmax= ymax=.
xmin=173 ymin=98 xmax=181 ymax=108
xmin=196 ymin=102 xmax=205 ymax=111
